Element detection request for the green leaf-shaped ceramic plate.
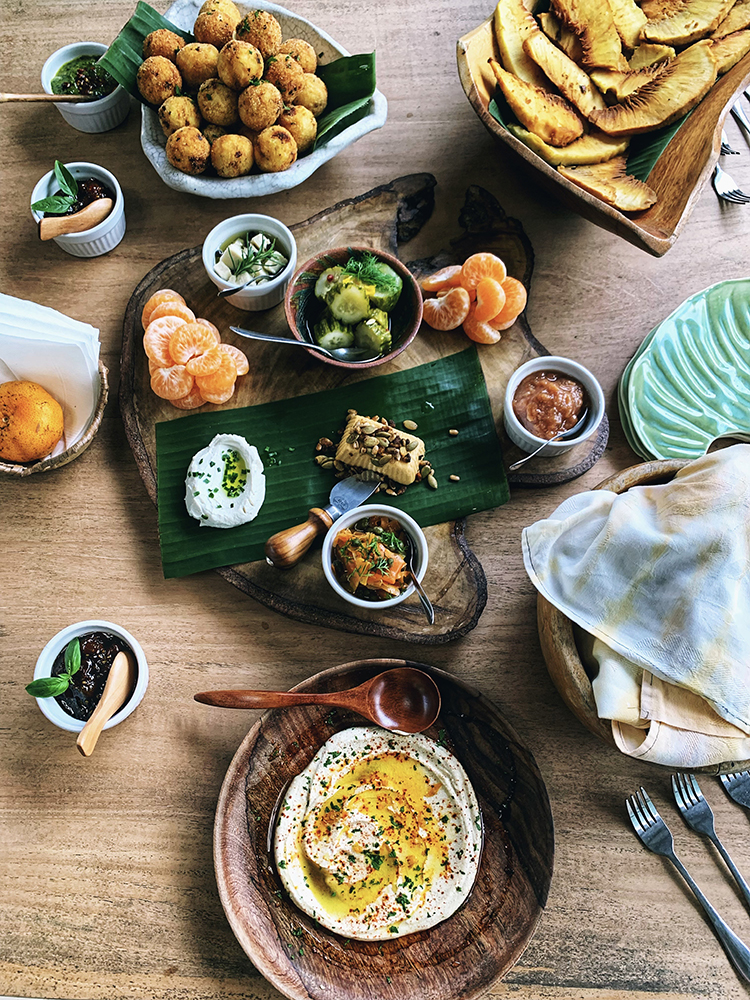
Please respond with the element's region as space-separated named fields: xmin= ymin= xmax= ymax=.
xmin=625 ymin=278 xmax=750 ymax=460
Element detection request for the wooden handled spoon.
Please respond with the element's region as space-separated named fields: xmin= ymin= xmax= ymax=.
xmin=39 ymin=198 xmax=113 ymax=241
xmin=76 ymin=650 xmax=136 ymax=757
xmin=194 ymin=666 xmax=441 ymax=734
xmin=0 ymin=92 xmax=91 ymax=102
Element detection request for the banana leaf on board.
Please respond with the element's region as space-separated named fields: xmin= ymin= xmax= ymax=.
xmin=155 ymin=346 xmax=508 ymax=578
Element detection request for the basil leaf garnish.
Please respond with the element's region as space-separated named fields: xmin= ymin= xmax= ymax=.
xmin=30 ymin=195 xmax=74 ymax=214
xmin=54 ymin=160 xmax=78 ymax=200
xmin=26 ymin=675 xmax=71 ymax=698
xmin=64 ymin=637 xmax=81 ymax=677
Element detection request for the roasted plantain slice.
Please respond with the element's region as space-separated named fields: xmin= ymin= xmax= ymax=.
xmin=551 ymin=0 xmax=629 ymax=70
xmin=591 ymin=64 xmax=668 ymax=102
xmin=642 ymin=0 xmax=735 ymax=45
xmin=710 ymin=27 xmax=750 ymax=71
xmin=538 ymin=10 xmax=584 ymax=62
xmin=489 ymin=57 xmax=585 ymax=146
xmin=493 ymin=0 xmax=549 ymax=87
xmin=524 ymin=29 xmax=607 ymax=116
xmin=713 ymin=0 xmax=750 ymax=38
xmin=589 ymin=39 xmax=717 ymax=135
xmin=608 ymin=0 xmax=649 ymax=49
xmin=508 ymin=123 xmax=630 ymax=164
xmin=628 ymin=42 xmax=676 ymax=68
xmin=558 ymin=156 xmax=657 ymax=211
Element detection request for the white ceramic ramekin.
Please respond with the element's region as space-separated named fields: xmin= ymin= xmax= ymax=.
xmin=32 ymin=620 xmax=149 ymax=733
xmin=202 ymin=213 xmax=297 ymax=311
xmin=504 ymin=355 xmax=605 ymax=457
xmin=321 ymin=504 xmax=428 ymax=610
xmin=30 ymin=161 xmax=126 ymax=258
xmin=41 ymin=42 xmax=130 ymax=133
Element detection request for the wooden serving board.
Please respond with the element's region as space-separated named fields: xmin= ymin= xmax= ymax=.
xmin=120 ymin=174 xmax=608 ymax=642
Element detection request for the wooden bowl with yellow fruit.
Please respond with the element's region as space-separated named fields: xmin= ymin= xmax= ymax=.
xmin=0 ymin=364 xmax=108 ymax=477
xmin=457 ymin=0 xmax=750 ymax=256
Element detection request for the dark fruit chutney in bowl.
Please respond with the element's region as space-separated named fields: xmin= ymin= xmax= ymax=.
xmin=53 ymin=630 xmax=136 ymax=721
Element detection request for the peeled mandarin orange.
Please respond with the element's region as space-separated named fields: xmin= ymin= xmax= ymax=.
xmin=196 ymin=318 xmax=222 ymax=343
xmin=170 ymin=384 xmax=207 ymax=409
xmin=0 ymin=380 xmax=64 ymax=462
xmin=148 ymin=300 xmax=196 ymax=326
xmin=460 ymin=252 xmax=507 ymax=292
xmin=196 ymin=352 xmax=237 ymax=396
xmin=186 ymin=346 xmax=223 ymax=377
xmin=169 ymin=323 xmax=219 ymax=364
xmin=141 ymin=289 xmax=186 ymax=329
xmin=143 ymin=315 xmax=187 ymax=367
xmin=488 ymin=277 xmax=527 ymax=330
xmin=218 ymin=343 xmax=249 ymax=375
xmin=421 ymin=265 xmax=464 ymax=294
xmin=199 ymin=382 xmax=236 ymax=405
xmin=474 ymin=277 xmax=506 ymax=323
xmin=150 ymin=364 xmax=195 ymax=400
xmin=463 ymin=304 xmax=503 ymax=345
xmin=422 ymin=286 xmax=471 ymax=330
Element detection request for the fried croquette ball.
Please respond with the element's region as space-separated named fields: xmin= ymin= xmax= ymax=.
xmin=194 ymin=8 xmax=240 ymax=48
xmin=176 ymin=43 xmax=219 ymax=90
xmin=263 ymin=53 xmax=304 ymax=101
xmin=201 ymin=122 xmax=227 ymax=145
xmin=278 ymin=38 xmax=317 ymax=74
xmin=137 ymin=56 xmax=182 ymax=106
xmin=197 ymin=78 xmax=238 ymax=126
xmin=217 ymin=39 xmax=263 ymax=90
xmin=238 ymin=80 xmax=282 ymax=131
xmin=200 ymin=0 xmax=240 ymax=16
xmin=295 ymin=73 xmax=328 ymax=117
xmin=143 ymin=29 xmax=185 ymax=62
xmin=254 ymin=125 xmax=297 ymax=172
xmin=166 ymin=126 xmax=211 ymax=175
xmin=158 ymin=95 xmax=201 ymax=136
xmin=210 ymin=133 xmax=254 ymax=177
xmin=278 ymin=105 xmax=317 ymax=155
xmin=234 ymin=10 xmax=282 ymax=59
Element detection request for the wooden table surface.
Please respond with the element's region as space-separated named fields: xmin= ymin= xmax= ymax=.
xmin=3 ymin=3 xmax=750 ymax=999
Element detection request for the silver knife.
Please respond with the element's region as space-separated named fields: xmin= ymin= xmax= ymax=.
xmin=265 ymin=477 xmax=379 ymax=569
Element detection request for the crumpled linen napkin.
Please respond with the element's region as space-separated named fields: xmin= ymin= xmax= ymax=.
xmin=522 ymin=445 xmax=750 ymax=766
xmin=0 ymin=293 xmax=101 ymax=455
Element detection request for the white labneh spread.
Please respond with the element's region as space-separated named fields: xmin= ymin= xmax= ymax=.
xmin=184 ymin=433 xmax=265 ymax=529
xmin=273 ymin=726 xmax=482 ymax=940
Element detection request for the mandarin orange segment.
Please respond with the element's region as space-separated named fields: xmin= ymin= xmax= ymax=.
xmin=218 ymin=343 xmax=249 ymax=376
xmin=169 ymin=323 xmax=219 ymax=365
xmin=141 ymin=289 xmax=186 ymax=329
xmin=195 ymin=352 xmax=238 ymax=395
xmin=488 ymin=277 xmax=527 ymax=330
xmin=170 ymin=384 xmax=207 ymax=410
xmin=463 ymin=304 xmax=503 ymax=345
xmin=196 ymin=318 xmax=222 ymax=343
xmin=143 ymin=315 xmax=187 ymax=367
xmin=186 ymin=346 xmax=223 ymax=377
xmin=422 ymin=286 xmax=471 ymax=331
xmin=199 ymin=383 xmax=236 ymax=405
xmin=420 ymin=265 xmax=464 ymax=294
xmin=474 ymin=277 xmax=507 ymax=323
xmin=148 ymin=300 xmax=196 ymax=326
xmin=150 ymin=364 xmax=195 ymax=400
xmin=460 ymin=252 xmax=507 ymax=292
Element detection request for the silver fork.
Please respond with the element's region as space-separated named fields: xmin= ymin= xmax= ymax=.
xmin=627 ymin=786 xmax=750 ymax=981
xmin=732 ymin=100 xmax=750 ymax=141
xmin=722 ymin=129 xmax=740 ymax=155
xmin=672 ymin=773 xmax=750 ymax=912
xmin=713 ymin=162 xmax=750 ymax=204
xmin=721 ymin=770 xmax=750 ymax=809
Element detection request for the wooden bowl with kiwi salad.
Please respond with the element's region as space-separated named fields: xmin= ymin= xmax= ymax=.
xmin=284 ymin=246 xmax=423 ymax=368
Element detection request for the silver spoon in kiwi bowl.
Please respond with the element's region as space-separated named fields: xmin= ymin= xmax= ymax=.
xmin=230 ymin=325 xmax=379 ymax=364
